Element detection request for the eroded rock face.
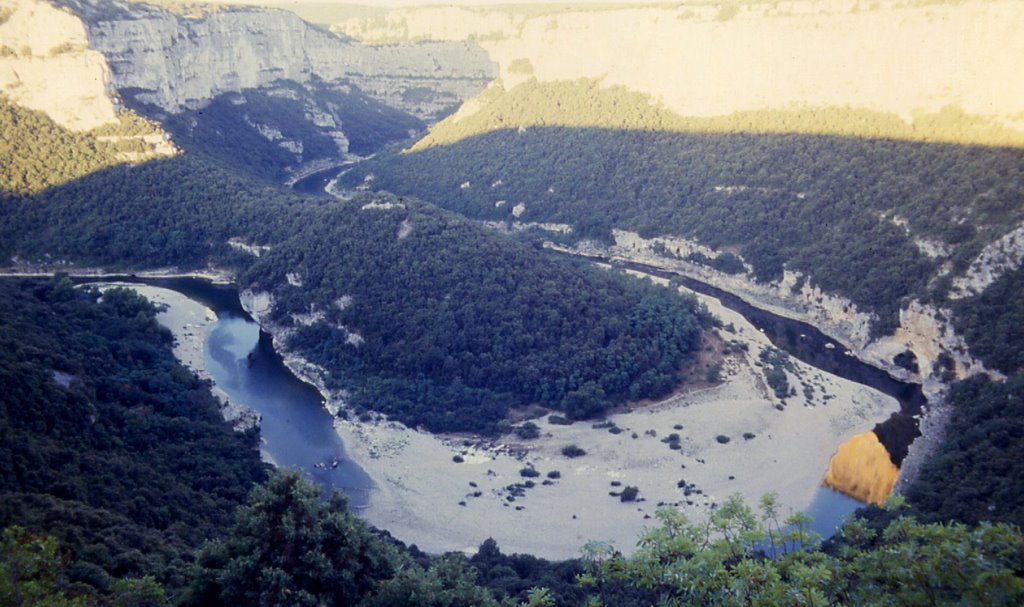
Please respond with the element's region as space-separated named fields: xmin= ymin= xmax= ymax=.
xmin=57 ymin=0 xmax=496 ymax=122
xmin=333 ymin=0 xmax=1024 ymax=135
xmin=567 ymin=229 xmax=995 ymax=398
xmin=950 ymin=223 xmax=1024 ymax=299
xmin=0 ymin=0 xmax=117 ymax=130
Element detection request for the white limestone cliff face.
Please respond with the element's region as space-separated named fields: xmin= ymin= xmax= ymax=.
xmin=0 ymin=0 xmax=116 ymax=130
xmin=239 ymin=287 xmax=351 ymax=415
xmin=333 ymin=0 xmax=1024 ymax=133
xmin=949 ymin=222 xmax=1024 ymax=299
xmin=559 ymin=229 xmax=994 ymax=400
xmin=58 ymin=0 xmax=496 ymax=123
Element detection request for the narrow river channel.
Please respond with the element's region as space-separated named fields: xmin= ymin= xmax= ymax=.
xmin=555 ymin=252 xmax=928 ymax=467
xmin=77 ymin=276 xmax=374 ymax=508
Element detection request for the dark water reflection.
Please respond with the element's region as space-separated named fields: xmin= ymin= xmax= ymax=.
xmin=80 ymin=270 xmax=894 ymax=535
xmin=77 ymin=276 xmax=373 ymax=507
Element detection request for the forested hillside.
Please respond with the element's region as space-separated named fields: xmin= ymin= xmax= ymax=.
xmin=952 ymin=265 xmax=1024 ymax=374
xmin=0 ymin=98 xmax=170 ymax=194
xmin=152 ymin=81 xmax=424 ymax=182
xmin=341 ymin=80 xmax=1024 ymax=336
xmin=0 ymin=278 xmax=267 ymax=595
xmin=907 ymin=372 xmax=1024 ymax=526
xmin=0 ymin=102 xmax=704 ymax=433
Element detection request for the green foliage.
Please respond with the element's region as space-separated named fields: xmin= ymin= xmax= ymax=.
xmin=1 ymin=526 xmax=88 ymax=607
xmin=0 ymin=279 xmax=267 ymax=595
xmin=952 ymin=265 xmax=1024 ymax=374
xmin=560 ymin=381 xmax=609 ymax=420
xmin=468 ymin=538 xmax=585 ymax=606
xmin=1 ymin=525 xmax=170 ymax=606
xmin=758 ymin=347 xmax=793 ymax=399
xmin=0 ymin=100 xmax=118 ymax=194
xmin=186 ymin=471 xmax=504 ymax=607
xmin=907 ymin=373 xmax=1024 ymax=526
xmin=361 ymin=554 xmax=498 ymax=607
xmin=561 ymin=445 xmax=586 ymax=458
xmin=686 ymin=251 xmax=746 ymax=275
xmin=343 ymin=80 xmax=1024 ymax=334
xmin=183 ymin=470 xmax=399 ymax=606
xmin=581 ymin=496 xmax=1024 ymax=606
xmin=514 ymin=421 xmax=541 ymax=439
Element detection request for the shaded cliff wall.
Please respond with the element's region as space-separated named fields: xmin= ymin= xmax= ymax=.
xmin=59 ymin=0 xmax=496 ymax=123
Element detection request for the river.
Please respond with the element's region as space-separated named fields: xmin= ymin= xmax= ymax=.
xmin=556 ymin=253 xmax=927 ymax=467
xmin=80 ymin=255 xmax=925 ymax=539
xmin=77 ymin=276 xmax=374 ymax=508
xmin=291 ymin=163 xmax=352 ymax=197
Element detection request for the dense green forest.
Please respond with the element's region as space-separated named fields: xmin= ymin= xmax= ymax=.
xmin=0 ymin=101 xmax=704 ymax=433
xmin=906 ymin=373 xmax=1024 ymax=526
xmin=952 ymin=266 xmax=1024 ymax=374
xmin=9 ymin=469 xmax=1024 ymax=606
xmin=0 ymin=278 xmax=267 ymax=596
xmin=149 ymin=80 xmax=423 ymax=181
xmin=0 ymin=99 xmax=165 ymax=195
xmin=340 ymin=80 xmax=1024 ymax=335
xmin=250 ymin=203 xmax=703 ymax=432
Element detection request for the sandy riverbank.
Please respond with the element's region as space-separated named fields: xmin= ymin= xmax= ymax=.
xmin=332 ymin=280 xmax=899 ymax=559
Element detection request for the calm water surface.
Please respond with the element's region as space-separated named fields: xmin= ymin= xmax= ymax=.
xmin=81 ymin=273 xmax=878 ymax=533
xmin=77 ymin=276 xmax=373 ymax=507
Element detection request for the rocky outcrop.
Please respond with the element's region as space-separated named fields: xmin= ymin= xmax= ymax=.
xmin=239 ymin=288 xmax=348 ymax=416
xmin=557 ymin=229 xmax=995 ymax=400
xmin=57 ymin=0 xmax=496 ymax=123
xmin=950 ymin=222 xmax=1024 ymax=299
xmin=0 ymin=0 xmax=117 ymax=130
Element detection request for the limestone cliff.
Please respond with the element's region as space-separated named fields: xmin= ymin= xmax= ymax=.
xmin=0 ymin=0 xmax=116 ymax=131
xmin=333 ymin=0 xmax=1024 ymax=140
xmin=57 ymin=0 xmax=495 ymax=123
xmin=556 ymin=229 xmax=996 ymax=399
xmin=950 ymin=222 xmax=1024 ymax=299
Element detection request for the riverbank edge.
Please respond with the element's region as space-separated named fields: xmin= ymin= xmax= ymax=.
xmin=234 ymin=275 xmax=900 ymax=558
xmin=541 ymin=238 xmax=967 ymax=493
xmin=0 ymin=266 xmax=235 ymax=284
xmin=4 ymin=267 xmax=924 ymax=542
xmin=99 ymin=281 xmax=262 ymax=433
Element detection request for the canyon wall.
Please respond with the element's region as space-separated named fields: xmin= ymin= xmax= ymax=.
xmin=0 ymin=0 xmax=117 ymax=130
xmin=58 ymin=0 xmax=496 ymax=122
xmin=332 ymin=0 xmax=1024 ymax=136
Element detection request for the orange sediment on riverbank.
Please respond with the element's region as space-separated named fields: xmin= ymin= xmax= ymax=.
xmin=823 ymin=432 xmax=899 ymax=505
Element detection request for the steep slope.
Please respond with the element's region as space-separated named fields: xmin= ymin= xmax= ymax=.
xmin=42 ymin=0 xmax=496 ymax=178
xmin=0 ymin=278 xmax=267 ymax=593
xmin=0 ymin=0 xmax=116 ymax=131
xmin=333 ymin=0 xmax=1024 ymax=142
xmin=0 ymin=102 xmax=706 ymax=434
xmin=0 ymin=97 xmax=174 ymax=194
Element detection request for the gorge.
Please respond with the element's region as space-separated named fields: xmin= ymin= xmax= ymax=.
xmin=3 ymin=0 xmax=1024 ymax=604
